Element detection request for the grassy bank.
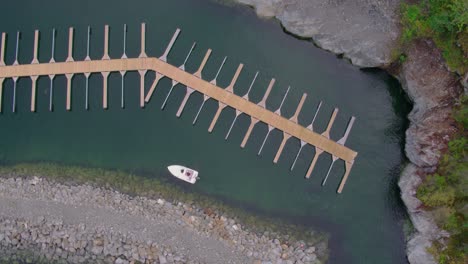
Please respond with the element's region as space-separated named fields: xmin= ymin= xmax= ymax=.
xmin=399 ymin=0 xmax=467 ymax=73
xmin=416 ymin=96 xmax=467 ymax=264
xmin=0 ymin=162 xmax=328 ymax=253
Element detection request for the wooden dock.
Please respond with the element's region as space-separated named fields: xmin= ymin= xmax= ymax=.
xmin=0 ymin=24 xmax=358 ymax=194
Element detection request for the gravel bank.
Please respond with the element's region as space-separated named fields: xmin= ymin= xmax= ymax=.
xmin=0 ymin=176 xmax=324 ymax=264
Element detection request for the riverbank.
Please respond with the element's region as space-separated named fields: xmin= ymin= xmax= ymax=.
xmin=226 ymin=0 xmax=465 ymax=263
xmin=0 ymin=166 xmax=327 ymax=264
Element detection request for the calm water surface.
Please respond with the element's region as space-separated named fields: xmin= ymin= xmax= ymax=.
xmin=0 ymin=0 xmax=411 ymax=263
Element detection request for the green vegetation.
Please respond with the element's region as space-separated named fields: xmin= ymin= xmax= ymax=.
xmin=400 ymin=0 xmax=468 ymax=73
xmin=0 ymin=162 xmax=328 ymax=249
xmin=417 ymin=96 xmax=468 ymax=264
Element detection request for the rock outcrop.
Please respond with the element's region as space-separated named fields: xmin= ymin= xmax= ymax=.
xmin=233 ymin=0 xmax=400 ymax=67
xmin=397 ymin=39 xmax=463 ymax=264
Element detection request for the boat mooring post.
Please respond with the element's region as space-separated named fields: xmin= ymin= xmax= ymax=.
xmin=225 ymin=71 xmax=259 ymax=140
xmin=176 ymin=49 xmax=212 ymax=118
xmin=322 ymin=116 xmax=355 ymax=186
xmin=290 ymin=101 xmax=322 ymax=171
xmin=145 ymin=28 xmax=181 ymax=103
xmin=161 ymin=42 xmax=196 ymax=110
xmin=193 ymin=56 xmax=227 ymax=125
xmin=258 ymin=86 xmax=290 ymax=156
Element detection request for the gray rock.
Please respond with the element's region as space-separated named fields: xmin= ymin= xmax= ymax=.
xmin=234 ymin=0 xmax=400 ymax=67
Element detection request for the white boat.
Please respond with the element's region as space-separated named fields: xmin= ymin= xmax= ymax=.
xmin=167 ymin=165 xmax=199 ymax=184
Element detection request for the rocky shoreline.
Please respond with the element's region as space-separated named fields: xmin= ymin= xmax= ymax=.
xmin=0 ymin=176 xmax=325 ymax=264
xmin=227 ymin=1 xmax=465 ymax=263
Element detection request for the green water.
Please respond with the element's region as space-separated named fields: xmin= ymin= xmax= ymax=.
xmin=0 ymin=0 xmax=412 ymax=263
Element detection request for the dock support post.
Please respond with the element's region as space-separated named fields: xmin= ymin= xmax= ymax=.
xmin=30 ymin=75 xmax=38 ymax=112
xmin=139 ymin=23 xmax=147 ymax=58
xmin=66 ymin=27 xmax=74 ymax=62
xmin=0 ymin=78 xmax=4 ymax=112
xmin=32 ymin=30 xmax=39 ymax=64
xmin=139 ymin=70 xmax=146 ymax=108
xmin=102 ymin=72 xmax=109 ymax=109
xmin=0 ymin=32 xmax=5 ymax=66
xmin=102 ymin=25 xmax=110 ymax=60
xmin=241 ymin=118 xmax=259 ymax=148
xmin=66 ymin=74 xmax=73 ymax=110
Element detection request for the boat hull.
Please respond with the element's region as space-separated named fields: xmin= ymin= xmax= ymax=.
xmin=167 ymin=165 xmax=199 ymax=184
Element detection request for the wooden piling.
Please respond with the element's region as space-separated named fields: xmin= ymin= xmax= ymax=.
xmin=32 ymin=30 xmax=39 ymax=64
xmin=30 ymin=75 xmax=38 ymax=112
xmin=102 ymin=71 xmax=109 ymax=109
xmin=102 ymin=25 xmax=110 ymax=60
xmin=66 ymin=28 xmax=74 ymax=62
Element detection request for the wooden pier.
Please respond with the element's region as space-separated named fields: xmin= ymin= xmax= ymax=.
xmin=0 ymin=24 xmax=358 ymax=194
